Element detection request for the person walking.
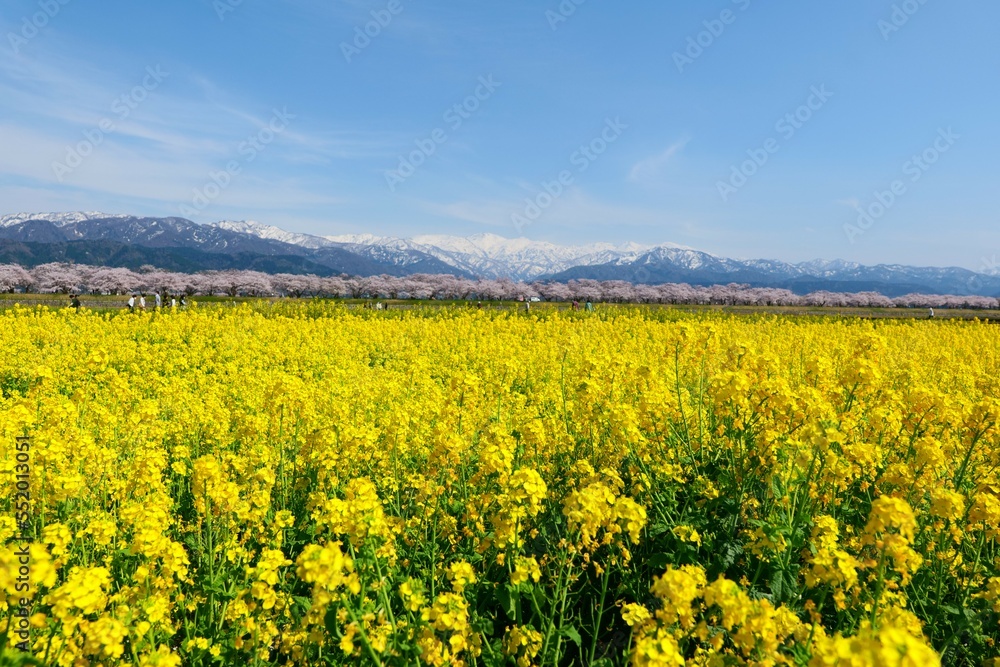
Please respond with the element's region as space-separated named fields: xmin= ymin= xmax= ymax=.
xmin=585 ymin=300 xmax=593 ymax=312
xmin=171 ymin=295 xmax=177 ymax=309
xmin=155 ymin=292 xmax=162 ymax=310
xmin=180 ymin=295 xmax=187 ymax=308
xmin=127 ymin=294 xmax=135 ymax=312
xmin=139 ymin=294 xmax=146 ymax=311
xmin=71 ymin=294 xmax=81 ymax=312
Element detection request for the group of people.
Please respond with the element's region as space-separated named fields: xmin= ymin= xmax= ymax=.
xmin=357 ymin=299 xmax=595 ymax=312
xmin=126 ymin=292 xmax=186 ymax=312
xmin=65 ymin=293 xmax=186 ymax=312
xmin=524 ymin=299 xmax=593 ymax=312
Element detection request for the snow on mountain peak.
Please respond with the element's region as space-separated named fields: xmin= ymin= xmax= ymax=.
xmin=325 ymin=233 xmax=396 ymax=246
xmin=0 ymin=211 xmax=700 ymax=280
xmin=209 ymin=220 xmax=334 ymax=249
xmin=226 ymin=222 xmax=680 ymax=280
xmin=0 ymin=211 xmax=130 ymax=227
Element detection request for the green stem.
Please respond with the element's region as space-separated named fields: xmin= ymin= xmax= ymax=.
xmin=345 ymin=603 xmax=385 ymax=667
xmin=870 ymin=549 xmax=887 ymax=627
xmin=587 ymin=566 xmax=611 ymax=665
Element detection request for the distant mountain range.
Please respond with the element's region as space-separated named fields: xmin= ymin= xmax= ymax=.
xmin=1 ymin=212 xmax=998 ymax=297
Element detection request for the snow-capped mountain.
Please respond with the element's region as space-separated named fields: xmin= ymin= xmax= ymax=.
xmin=0 ymin=211 xmax=132 ymax=227
xmin=203 ymin=221 xmax=712 ymax=281
xmin=1 ymin=213 xmax=297 ymax=253
xmin=0 ymin=213 xmax=463 ymax=277
xmin=3 ymin=212 xmax=1000 ymax=296
xmin=322 ymin=232 xmax=657 ymax=280
xmin=324 ymin=234 xmax=451 ymax=269
xmin=409 ymin=233 xmax=653 ymax=280
xmin=209 ymin=220 xmax=335 ymax=250
xmin=221 ymin=221 xmax=1000 ymax=294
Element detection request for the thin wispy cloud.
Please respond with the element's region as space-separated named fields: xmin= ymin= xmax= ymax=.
xmin=0 ymin=42 xmax=405 ymax=217
xmin=629 ymin=136 xmax=690 ymax=182
xmin=0 ymin=1 xmax=997 ymax=267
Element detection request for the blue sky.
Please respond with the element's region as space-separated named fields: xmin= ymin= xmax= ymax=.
xmin=1 ymin=0 xmax=997 ymax=270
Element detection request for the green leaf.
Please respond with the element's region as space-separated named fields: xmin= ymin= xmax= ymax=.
xmin=560 ymin=625 xmax=582 ymax=647
xmin=962 ymin=606 xmax=981 ymax=625
xmin=718 ymin=541 xmax=742 ymax=571
xmin=647 ymin=522 xmax=672 ymax=538
xmin=473 ymin=617 xmax=495 ymax=637
xmin=324 ymin=605 xmax=339 ymax=637
xmin=769 ymin=569 xmax=784 ymax=602
xmin=496 ymin=585 xmax=519 ymax=619
xmin=648 ymin=552 xmax=673 ymax=570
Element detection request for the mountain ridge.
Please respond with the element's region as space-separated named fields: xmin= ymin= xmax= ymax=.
xmin=2 ymin=212 xmax=998 ymax=297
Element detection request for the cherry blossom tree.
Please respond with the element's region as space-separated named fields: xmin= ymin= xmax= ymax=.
xmin=87 ymin=267 xmax=141 ymax=295
xmin=237 ymin=271 xmax=275 ymax=297
xmin=535 ymin=281 xmax=573 ymax=302
xmin=319 ymin=276 xmax=351 ymax=298
xmin=3 ymin=259 xmax=999 ymax=310
xmin=31 ymin=263 xmax=83 ymax=294
xmin=274 ymin=274 xmax=322 ymax=297
xmin=0 ymin=264 xmax=33 ymax=292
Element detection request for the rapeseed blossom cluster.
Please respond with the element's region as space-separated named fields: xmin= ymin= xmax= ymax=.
xmin=1 ymin=302 xmax=999 ymax=664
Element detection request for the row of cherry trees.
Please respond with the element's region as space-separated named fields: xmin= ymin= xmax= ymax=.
xmin=0 ymin=263 xmax=996 ymax=309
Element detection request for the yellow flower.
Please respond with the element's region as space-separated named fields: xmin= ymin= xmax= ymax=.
xmin=510 ymin=556 xmax=541 ymax=586
xmin=504 ymin=625 xmax=543 ymax=667
xmin=296 ymin=541 xmax=360 ymax=608
xmin=621 ymin=603 xmax=652 ymax=627
xmin=631 ymin=628 xmax=684 ymax=666
xmin=865 ymin=497 xmax=918 ymax=541
xmin=81 ymin=616 xmax=127 ymax=659
xmin=447 ymin=560 xmax=477 ymax=593
xmin=399 ymin=577 xmax=426 ymax=612
xmin=650 ymin=565 xmax=707 ymax=629
xmin=45 ymin=566 xmax=111 ymax=619
xmin=809 ymin=618 xmax=940 ymax=666
xmin=929 ymin=489 xmax=965 ymax=521
xmin=672 ymin=524 xmax=701 ymax=546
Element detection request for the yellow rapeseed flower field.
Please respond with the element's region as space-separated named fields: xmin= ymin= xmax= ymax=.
xmin=2 ymin=302 xmax=999 ymax=666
